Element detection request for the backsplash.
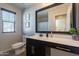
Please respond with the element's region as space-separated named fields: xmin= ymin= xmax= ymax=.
xmin=34 ymin=33 xmax=72 ymax=39
xmin=53 ymin=34 xmax=72 ymax=39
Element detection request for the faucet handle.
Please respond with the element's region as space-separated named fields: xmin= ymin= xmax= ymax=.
xmin=46 ymin=33 xmax=48 ymax=37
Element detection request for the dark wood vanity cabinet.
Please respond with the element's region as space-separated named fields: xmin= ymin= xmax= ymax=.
xmin=26 ymin=38 xmax=79 ymax=56
xmin=26 ymin=38 xmax=51 ymax=56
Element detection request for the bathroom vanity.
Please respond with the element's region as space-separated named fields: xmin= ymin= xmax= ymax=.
xmin=26 ymin=3 xmax=78 ymax=56
xmin=26 ymin=35 xmax=79 ymax=56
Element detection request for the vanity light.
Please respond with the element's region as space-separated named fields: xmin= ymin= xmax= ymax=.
xmin=42 ymin=3 xmax=53 ymax=7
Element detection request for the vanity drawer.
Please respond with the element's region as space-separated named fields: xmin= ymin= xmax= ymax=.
xmin=48 ymin=42 xmax=79 ymax=55
xmin=56 ymin=46 xmax=79 ymax=55
xmin=51 ymin=48 xmax=78 ymax=56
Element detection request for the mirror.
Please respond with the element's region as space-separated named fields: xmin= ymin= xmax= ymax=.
xmin=36 ymin=3 xmax=75 ymax=33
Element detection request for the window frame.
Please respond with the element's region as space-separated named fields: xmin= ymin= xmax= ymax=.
xmin=1 ymin=8 xmax=16 ymax=33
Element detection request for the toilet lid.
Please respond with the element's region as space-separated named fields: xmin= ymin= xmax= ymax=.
xmin=12 ymin=42 xmax=25 ymax=49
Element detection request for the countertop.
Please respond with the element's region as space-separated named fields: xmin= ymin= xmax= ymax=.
xmin=26 ymin=35 xmax=79 ymax=48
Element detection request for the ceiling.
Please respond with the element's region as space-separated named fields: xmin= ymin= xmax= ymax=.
xmin=10 ymin=3 xmax=53 ymax=10
xmin=10 ymin=3 xmax=40 ymax=10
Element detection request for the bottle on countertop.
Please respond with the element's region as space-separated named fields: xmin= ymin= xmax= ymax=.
xmin=50 ymin=32 xmax=53 ymax=37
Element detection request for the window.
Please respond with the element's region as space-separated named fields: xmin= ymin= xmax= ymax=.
xmin=55 ymin=14 xmax=66 ymax=31
xmin=1 ymin=8 xmax=16 ymax=32
xmin=23 ymin=13 xmax=30 ymax=31
xmin=25 ymin=14 xmax=30 ymax=28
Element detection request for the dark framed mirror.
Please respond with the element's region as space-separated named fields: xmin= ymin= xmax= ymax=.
xmin=36 ymin=3 xmax=76 ymax=34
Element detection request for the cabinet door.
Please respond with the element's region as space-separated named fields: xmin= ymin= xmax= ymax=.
xmin=34 ymin=46 xmax=46 ymax=56
xmin=26 ymin=42 xmax=33 ymax=56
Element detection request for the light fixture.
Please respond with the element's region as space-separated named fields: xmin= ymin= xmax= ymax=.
xmin=42 ymin=3 xmax=53 ymax=7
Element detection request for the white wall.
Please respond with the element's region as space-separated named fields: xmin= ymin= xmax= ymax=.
xmin=0 ymin=3 xmax=22 ymax=50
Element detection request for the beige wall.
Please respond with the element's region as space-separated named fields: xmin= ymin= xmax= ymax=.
xmin=0 ymin=3 xmax=22 ymax=50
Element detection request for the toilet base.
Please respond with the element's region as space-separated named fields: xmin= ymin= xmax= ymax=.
xmin=15 ymin=48 xmax=26 ymax=55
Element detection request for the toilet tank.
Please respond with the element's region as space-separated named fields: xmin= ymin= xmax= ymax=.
xmin=22 ymin=35 xmax=26 ymax=42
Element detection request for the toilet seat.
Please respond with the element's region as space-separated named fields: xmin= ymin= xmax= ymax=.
xmin=12 ymin=42 xmax=26 ymax=49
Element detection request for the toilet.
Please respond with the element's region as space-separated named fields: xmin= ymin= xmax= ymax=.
xmin=12 ymin=42 xmax=26 ymax=49
xmin=11 ymin=36 xmax=26 ymax=55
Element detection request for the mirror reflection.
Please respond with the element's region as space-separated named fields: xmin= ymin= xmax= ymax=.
xmin=37 ymin=3 xmax=72 ymax=32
